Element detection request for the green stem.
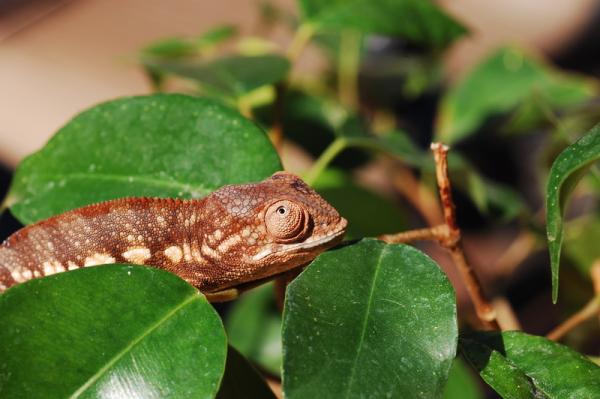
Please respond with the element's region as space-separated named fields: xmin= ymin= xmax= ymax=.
xmin=286 ymin=23 xmax=315 ymax=64
xmin=303 ymin=137 xmax=347 ymax=185
xmin=338 ymin=30 xmax=362 ymax=109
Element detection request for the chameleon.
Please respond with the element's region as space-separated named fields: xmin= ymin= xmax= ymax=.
xmin=0 ymin=172 xmax=347 ymax=300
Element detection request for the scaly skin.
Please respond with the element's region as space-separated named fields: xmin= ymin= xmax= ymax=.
xmin=0 ymin=172 xmax=347 ymax=294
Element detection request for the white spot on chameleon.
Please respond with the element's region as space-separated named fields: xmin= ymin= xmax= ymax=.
xmin=42 ymin=260 xmax=64 ymax=276
xmin=164 ymin=246 xmax=183 ymax=263
xmin=122 ymin=247 xmax=151 ymax=265
xmin=201 ymin=243 xmax=219 ymax=259
xmin=182 ymin=243 xmax=193 ymax=262
xmin=10 ymin=267 xmax=28 ymax=283
xmin=217 ymin=235 xmax=242 ymax=253
xmin=67 ymin=261 xmax=79 ymax=270
xmin=214 ymin=229 xmax=223 ymax=240
xmin=84 ymin=253 xmax=116 ymax=267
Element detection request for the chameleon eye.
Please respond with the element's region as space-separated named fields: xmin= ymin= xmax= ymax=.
xmin=265 ymin=200 xmax=309 ymax=243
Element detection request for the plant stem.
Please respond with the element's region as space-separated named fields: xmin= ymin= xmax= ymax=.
xmin=380 ymin=143 xmax=500 ymax=330
xmin=286 ymin=23 xmax=315 ymax=64
xmin=303 ymin=137 xmax=347 ymax=185
xmin=546 ymin=295 xmax=600 ymax=341
xmin=547 ymin=259 xmax=600 ymax=341
xmin=338 ymin=30 xmax=361 ymax=109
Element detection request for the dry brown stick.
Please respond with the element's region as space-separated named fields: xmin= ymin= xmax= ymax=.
xmin=433 ymin=143 xmax=498 ymax=328
xmin=546 ymin=259 xmax=600 ymax=341
xmin=380 ymin=143 xmax=499 ymax=330
xmin=547 ymin=295 xmax=600 ymax=341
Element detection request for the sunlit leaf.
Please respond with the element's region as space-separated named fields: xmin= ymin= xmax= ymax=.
xmin=5 ymin=94 xmax=281 ymax=224
xmin=0 ymin=265 xmax=227 ymax=398
xmin=283 ymin=239 xmax=457 ymax=398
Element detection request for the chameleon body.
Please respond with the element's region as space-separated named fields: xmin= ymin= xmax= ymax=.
xmin=0 ymin=172 xmax=347 ymax=295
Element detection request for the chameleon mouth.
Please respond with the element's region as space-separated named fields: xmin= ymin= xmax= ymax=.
xmin=252 ymin=217 xmax=348 ymax=261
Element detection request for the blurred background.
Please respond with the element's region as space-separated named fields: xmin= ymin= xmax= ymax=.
xmin=2 ymin=0 xmax=600 ymax=396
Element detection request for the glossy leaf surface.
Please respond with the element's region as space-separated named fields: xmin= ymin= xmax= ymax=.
xmin=6 ymin=94 xmax=281 ymax=224
xmin=0 ymin=265 xmax=227 ymax=398
xmin=282 ymin=239 xmax=457 ymax=398
xmin=546 ymin=124 xmax=600 ymax=301
xmin=461 ymin=331 xmax=600 ymax=398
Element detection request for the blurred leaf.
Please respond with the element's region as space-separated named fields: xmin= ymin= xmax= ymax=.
xmin=563 ymin=215 xmax=600 ymax=276
xmin=225 ymin=283 xmax=282 ymax=375
xmin=336 ymin=116 xmax=426 ymax=167
xmin=283 ymin=239 xmax=457 ymax=398
xmin=141 ymin=25 xmax=237 ymax=59
xmin=5 ymin=94 xmax=281 ymax=224
xmin=313 ymin=169 xmax=406 ymax=238
xmin=141 ymin=37 xmax=199 ymax=59
xmin=437 ymin=47 xmax=598 ymax=144
xmin=442 ymin=358 xmax=484 ymax=399
xmin=298 ymin=0 xmax=466 ymax=49
xmin=0 ymin=265 xmax=227 ymax=398
xmin=546 ymin=124 xmax=600 ymax=302
xmin=196 ymin=25 xmax=237 ymax=50
xmin=145 ymin=55 xmax=290 ymax=100
xmin=461 ymin=331 xmax=600 ymax=398
xmin=217 ymin=346 xmax=277 ymax=399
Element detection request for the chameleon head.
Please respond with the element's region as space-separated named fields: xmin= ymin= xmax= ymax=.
xmin=210 ymin=171 xmax=347 ymax=283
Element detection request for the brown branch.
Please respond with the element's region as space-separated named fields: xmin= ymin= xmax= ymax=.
xmin=380 ymin=143 xmax=500 ymax=330
xmin=547 ymin=295 xmax=600 ymax=341
xmin=547 ymin=259 xmax=600 ymax=341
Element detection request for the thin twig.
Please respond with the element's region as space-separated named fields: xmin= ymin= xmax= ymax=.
xmin=380 ymin=143 xmax=499 ymax=330
xmin=494 ymin=230 xmax=538 ymax=278
xmin=338 ymin=30 xmax=361 ymax=109
xmin=431 ymin=143 xmax=498 ymax=328
xmin=547 ymin=259 xmax=600 ymax=341
xmin=493 ymin=297 xmax=522 ymax=331
xmin=547 ymin=295 xmax=600 ymax=341
xmin=303 ymin=137 xmax=347 ymax=185
xmin=379 ymin=224 xmax=448 ymax=244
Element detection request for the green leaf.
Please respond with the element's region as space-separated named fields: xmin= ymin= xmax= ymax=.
xmin=442 ymin=358 xmax=484 ymax=399
xmin=313 ymin=169 xmax=406 ymax=238
xmin=437 ymin=47 xmax=598 ymax=144
xmin=225 ymin=283 xmax=283 ymax=376
xmin=0 ymin=265 xmax=227 ymax=398
xmin=196 ymin=25 xmax=238 ymax=50
xmin=298 ymin=0 xmax=466 ymax=49
xmin=145 ymin=55 xmax=290 ymax=99
xmin=460 ymin=331 xmax=600 ymax=398
xmin=5 ymin=94 xmax=281 ymax=224
xmin=546 ymin=124 xmax=600 ymax=302
xmin=216 ymin=346 xmax=276 ymax=399
xmin=282 ymin=238 xmax=457 ymax=398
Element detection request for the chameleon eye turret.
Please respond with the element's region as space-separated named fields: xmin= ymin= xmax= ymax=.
xmin=0 ymin=172 xmax=347 ymax=297
xmin=264 ymin=200 xmax=310 ymax=243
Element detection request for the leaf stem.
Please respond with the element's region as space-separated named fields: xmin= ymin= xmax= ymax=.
xmin=338 ymin=30 xmax=362 ymax=109
xmin=547 ymin=260 xmax=600 ymax=341
xmin=286 ymin=23 xmax=315 ymax=64
xmin=303 ymin=137 xmax=347 ymax=185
